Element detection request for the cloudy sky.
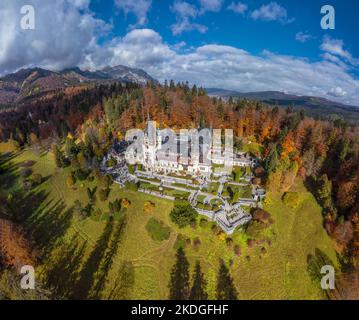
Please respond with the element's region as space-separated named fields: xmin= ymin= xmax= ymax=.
xmin=0 ymin=0 xmax=359 ymax=105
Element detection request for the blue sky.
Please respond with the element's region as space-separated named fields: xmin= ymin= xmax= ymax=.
xmin=91 ymin=0 xmax=359 ymax=64
xmin=0 ymin=0 xmax=358 ymax=105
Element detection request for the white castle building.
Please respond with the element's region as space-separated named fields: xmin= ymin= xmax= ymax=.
xmin=126 ymin=121 xmax=258 ymax=176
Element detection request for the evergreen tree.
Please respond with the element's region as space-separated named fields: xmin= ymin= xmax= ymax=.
xmin=271 ymin=106 xmax=279 ymax=115
xmin=317 ymin=174 xmax=333 ymax=211
xmin=52 ymin=144 xmax=66 ymax=168
xmin=168 ymin=248 xmax=190 ymax=300
xmin=170 ymin=201 xmax=198 ymax=228
xmin=64 ymin=137 xmax=78 ymax=159
xmin=198 ymin=87 xmax=206 ymax=96
xmin=189 ymin=261 xmax=208 ymax=300
xmin=264 ymin=144 xmax=278 ymax=174
xmin=169 ymin=80 xmax=175 ymax=90
xmin=191 ymin=84 xmax=198 ymax=97
xmin=337 ymin=138 xmax=350 ymax=163
xmin=216 ymin=260 xmax=238 ymax=300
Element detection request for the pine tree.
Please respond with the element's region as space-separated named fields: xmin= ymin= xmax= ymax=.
xmin=168 ymin=248 xmax=190 ymax=300
xmin=52 ymin=144 xmax=64 ymax=168
xmin=216 ymin=260 xmax=238 ymax=300
xmin=264 ymin=144 xmax=278 ymax=174
xmin=337 ymin=138 xmax=350 ymax=163
xmin=317 ymin=174 xmax=333 ymax=210
xmin=169 ymin=80 xmax=175 ymax=90
xmin=64 ymin=137 xmax=78 ymax=159
xmin=191 ymin=85 xmax=198 ymax=97
xmin=189 ymin=261 xmax=208 ymax=300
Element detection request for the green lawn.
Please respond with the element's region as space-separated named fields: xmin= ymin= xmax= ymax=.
xmin=139 ymin=181 xmax=160 ymax=191
xmin=196 ymin=194 xmax=207 ymax=203
xmin=207 ymin=182 xmax=220 ymax=195
xmin=0 ymin=144 xmax=339 ymax=300
xmin=145 ymin=218 xmax=171 ymax=242
xmin=242 ymin=142 xmax=264 ymax=157
xmin=139 ymin=177 xmax=161 ymax=183
xmin=172 ymin=182 xmax=198 ymax=190
xmin=162 ymin=189 xmax=190 ymax=199
xmin=223 ymin=184 xmax=252 ymax=200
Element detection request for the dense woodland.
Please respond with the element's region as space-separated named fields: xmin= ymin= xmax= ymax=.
xmin=0 ymin=81 xmax=358 ymax=298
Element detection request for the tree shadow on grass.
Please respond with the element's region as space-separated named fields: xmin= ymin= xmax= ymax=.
xmin=303 ymin=176 xmax=317 ymax=197
xmin=71 ymin=221 xmax=114 ymax=300
xmin=0 ymin=152 xmax=21 ymax=191
xmin=0 ymin=151 xmax=51 ymax=193
xmin=9 ymin=190 xmax=73 ymax=257
xmin=107 ymin=260 xmax=135 ymax=300
xmin=42 ymin=235 xmax=87 ymax=298
xmin=307 ymin=248 xmax=335 ymax=299
xmin=27 ymin=200 xmax=73 ymax=252
xmin=91 ymin=215 xmax=127 ymax=299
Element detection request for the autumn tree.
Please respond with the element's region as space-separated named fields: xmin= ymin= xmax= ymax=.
xmin=280 ymin=132 xmax=296 ymax=158
xmin=0 ymin=218 xmax=35 ymax=268
xmin=281 ymin=160 xmax=299 ymax=191
xmin=337 ymin=181 xmax=357 ymax=211
xmin=66 ymin=175 xmax=75 ymax=188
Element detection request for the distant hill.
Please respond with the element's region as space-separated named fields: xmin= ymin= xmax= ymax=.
xmin=206 ymin=88 xmax=359 ymax=124
xmin=0 ymin=65 xmax=156 ymax=106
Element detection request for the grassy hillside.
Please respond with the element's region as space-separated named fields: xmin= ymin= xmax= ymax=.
xmin=0 ymin=143 xmax=338 ymax=299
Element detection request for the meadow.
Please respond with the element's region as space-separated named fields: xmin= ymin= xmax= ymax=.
xmin=0 ymin=143 xmax=338 ymax=299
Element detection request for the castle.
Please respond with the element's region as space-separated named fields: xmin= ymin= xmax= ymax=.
xmin=126 ymin=121 xmax=258 ymax=177
xmin=104 ymin=121 xmax=265 ymax=235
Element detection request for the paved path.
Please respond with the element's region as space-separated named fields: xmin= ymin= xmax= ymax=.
xmin=218 ymin=183 xmax=224 ymax=195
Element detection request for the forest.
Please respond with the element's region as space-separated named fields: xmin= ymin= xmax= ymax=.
xmin=0 ymin=81 xmax=358 ymax=299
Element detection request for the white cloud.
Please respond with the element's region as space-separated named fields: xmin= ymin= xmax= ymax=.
xmin=251 ymin=2 xmax=294 ymax=24
xmin=82 ymin=29 xmax=359 ymax=105
xmin=227 ymin=2 xmax=248 ymax=15
xmin=0 ymin=0 xmax=110 ymax=74
xmin=172 ymin=41 xmax=187 ymax=51
xmin=321 ymin=52 xmax=348 ymax=70
xmin=73 ymin=0 xmax=91 ymax=10
xmin=320 ymin=35 xmax=359 ymax=66
xmin=170 ymin=1 xmax=207 ymax=35
xmin=295 ymin=31 xmax=314 ymax=43
xmin=115 ymin=0 xmax=152 ymax=27
xmin=0 ymin=1 xmax=358 ymax=107
xmin=198 ymin=0 xmax=223 ymax=14
xmin=328 ymin=87 xmax=347 ymax=98
xmin=171 ymin=1 xmax=198 ymax=18
xmin=85 ymin=29 xmax=175 ymax=70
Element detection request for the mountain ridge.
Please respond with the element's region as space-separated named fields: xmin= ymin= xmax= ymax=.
xmin=0 ymin=65 xmax=156 ymax=106
xmin=205 ymin=88 xmax=359 ymax=123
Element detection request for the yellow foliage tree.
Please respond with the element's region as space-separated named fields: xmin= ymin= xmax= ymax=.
xmin=143 ymin=201 xmax=155 ymax=214
xmin=121 ymin=198 xmax=131 ymax=208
